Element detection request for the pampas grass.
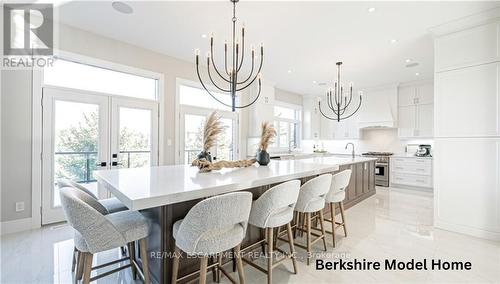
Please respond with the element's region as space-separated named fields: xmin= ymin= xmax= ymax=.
xmin=203 ymin=111 xmax=224 ymax=152
xmin=259 ymin=122 xmax=276 ymax=151
xmin=194 ymin=159 xmax=257 ymax=173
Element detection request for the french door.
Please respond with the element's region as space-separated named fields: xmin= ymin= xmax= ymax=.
xmin=41 ymin=86 xmax=158 ymax=224
xmin=179 ymin=106 xmax=238 ymax=164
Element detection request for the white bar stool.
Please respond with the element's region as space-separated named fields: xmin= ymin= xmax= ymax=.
xmin=242 ymin=180 xmax=301 ymax=284
xmin=324 ymin=169 xmax=352 ymax=247
xmin=292 ymin=174 xmax=332 ymax=265
xmin=171 ymin=192 xmax=252 ymax=284
xmin=59 ymin=187 xmax=151 ymax=284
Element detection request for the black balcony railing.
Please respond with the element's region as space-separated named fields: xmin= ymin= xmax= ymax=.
xmin=54 ymin=150 xmax=150 ymax=183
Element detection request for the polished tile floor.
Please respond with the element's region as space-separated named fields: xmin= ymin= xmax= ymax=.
xmin=1 ymin=187 xmax=499 ymax=283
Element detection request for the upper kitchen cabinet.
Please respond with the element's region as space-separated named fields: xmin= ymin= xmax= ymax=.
xmin=302 ymin=97 xmax=321 ymax=140
xmin=397 ymin=81 xmax=434 ymax=138
xmin=247 ymin=82 xmax=275 ymax=137
xmin=435 ymin=62 xmax=499 ymax=137
xmin=435 ymin=22 xmax=500 ymax=72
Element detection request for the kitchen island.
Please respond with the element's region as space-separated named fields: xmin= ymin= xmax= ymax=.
xmin=95 ymin=156 xmax=376 ymax=283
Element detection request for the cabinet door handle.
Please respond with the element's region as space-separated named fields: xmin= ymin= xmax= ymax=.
xmin=416 ymin=168 xmax=425 ymax=171
xmin=396 ymin=167 xmax=404 ymax=170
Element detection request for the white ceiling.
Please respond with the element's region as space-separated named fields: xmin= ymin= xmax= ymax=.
xmin=56 ymin=1 xmax=500 ymax=96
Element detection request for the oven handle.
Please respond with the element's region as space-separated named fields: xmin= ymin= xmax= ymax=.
xmin=375 ymin=162 xmax=389 ymax=166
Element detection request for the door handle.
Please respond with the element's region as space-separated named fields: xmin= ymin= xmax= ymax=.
xmin=112 ymin=161 xmax=123 ymax=166
xmin=96 ymin=162 xmax=107 ymax=167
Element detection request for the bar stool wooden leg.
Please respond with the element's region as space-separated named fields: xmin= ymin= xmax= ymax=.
xmin=306 ymin=212 xmax=311 ymax=266
xmin=127 ymin=242 xmax=137 ymax=280
xmin=171 ymin=246 xmax=181 ymax=284
xmin=74 ymin=250 xmax=84 ymax=283
xmin=139 ymin=238 xmax=150 ymax=284
xmin=217 ymin=253 xmax=223 ymax=281
xmin=82 ymin=253 xmax=93 ymax=284
xmin=318 ymin=210 xmax=328 ymax=251
xmin=286 ymin=222 xmax=298 ymax=274
xmin=199 ymin=256 xmax=208 ymax=284
xmin=340 ymin=202 xmax=347 ymax=237
xmin=71 ymin=247 xmax=77 ymax=272
xmin=234 ymin=244 xmax=245 ymax=284
xmin=267 ymin=227 xmax=273 ymax=284
xmin=330 ymin=202 xmax=336 ymax=247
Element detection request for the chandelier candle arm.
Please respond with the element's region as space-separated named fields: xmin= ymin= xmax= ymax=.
xmin=195 ymin=0 xmax=264 ymax=112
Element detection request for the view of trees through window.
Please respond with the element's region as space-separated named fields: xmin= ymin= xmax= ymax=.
xmin=184 ymin=115 xmax=233 ymax=164
xmin=54 ymin=109 xmax=150 ymax=184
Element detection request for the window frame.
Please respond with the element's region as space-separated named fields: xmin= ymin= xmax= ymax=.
xmin=175 ymin=78 xmax=241 ymax=164
xmin=270 ymin=101 xmax=302 ymax=153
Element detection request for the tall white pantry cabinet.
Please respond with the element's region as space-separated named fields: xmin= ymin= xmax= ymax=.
xmin=433 ymin=16 xmax=500 ymax=241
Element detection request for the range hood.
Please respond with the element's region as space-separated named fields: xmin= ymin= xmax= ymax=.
xmin=358 ymin=85 xmax=398 ymax=129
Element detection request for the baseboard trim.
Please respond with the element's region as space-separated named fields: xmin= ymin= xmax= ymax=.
xmin=1 ymin=217 xmax=33 ymax=235
xmin=435 ymin=219 xmax=500 ymax=241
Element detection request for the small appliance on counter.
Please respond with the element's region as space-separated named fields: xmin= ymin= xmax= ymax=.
xmin=416 ymin=144 xmax=432 ymax=157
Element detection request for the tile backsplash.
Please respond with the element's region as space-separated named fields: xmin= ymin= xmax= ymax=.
xmin=302 ymin=128 xmax=433 ymax=155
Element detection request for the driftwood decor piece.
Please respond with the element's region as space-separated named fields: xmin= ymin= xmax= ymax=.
xmin=193 ymin=158 xmax=257 ymax=173
xmin=255 ymin=122 xmax=276 ymax=165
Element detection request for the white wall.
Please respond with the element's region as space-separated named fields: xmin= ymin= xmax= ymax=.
xmin=302 ymin=128 xmax=433 ymax=155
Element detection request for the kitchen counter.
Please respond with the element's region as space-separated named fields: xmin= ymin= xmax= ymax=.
xmin=95 ymin=156 xmax=376 ymax=283
xmin=95 ymin=156 xmax=376 ymax=211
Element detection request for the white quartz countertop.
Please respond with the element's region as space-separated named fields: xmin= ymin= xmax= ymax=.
xmin=95 ymin=156 xmax=376 ymax=210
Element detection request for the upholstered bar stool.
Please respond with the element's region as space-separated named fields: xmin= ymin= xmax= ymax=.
xmin=58 ymin=179 xmax=129 ymax=272
xmin=58 ymin=179 xmax=128 ymax=214
xmin=59 ymin=187 xmax=151 ymax=284
xmin=171 ymin=192 xmax=252 ymax=284
xmin=292 ymin=174 xmax=332 ymax=265
xmin=324 ymin=170 xmax=352 ymax=247
xmin=241 ymin=180 xmax=300 ymax=284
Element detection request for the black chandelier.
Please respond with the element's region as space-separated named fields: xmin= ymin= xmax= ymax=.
xmin=195 ymin=0 xmax=263 ymax=112
xmin=318 ymin=62 xmax=363 ymax=122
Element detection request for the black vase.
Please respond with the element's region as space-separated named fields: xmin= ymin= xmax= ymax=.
xmin=197 ymin=151 xmax=212 ymax=162
xmin=256 ymin=150 xmax=270 ymax=166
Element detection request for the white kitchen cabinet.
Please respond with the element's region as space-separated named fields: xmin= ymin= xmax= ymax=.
xmin=391 ymin=157 xmax=433 ymax=189
xmin=434 ymin=138 xmax=500 ymax=238
xmin=435 ymin=22 xmax=499 ymax=72
xmin=397 ymin=82 xmax=434 ymax=138
xmin=435 ymin=62 xmax=499 ymax=138
xmin=398 ymin=105 xmax=417 ymax=137
xmin=416 ymin=103 xmax=433 ymax=137
xmin=302 ymin=97 xmax=320 ymax=140
xmin=320 ymin=115 xmax=335 ymax=140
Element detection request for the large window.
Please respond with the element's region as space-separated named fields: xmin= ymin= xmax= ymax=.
xmin=272 ymin=104 xmax=302 ymax=151
xmin=178 ymin=81 xmax=239 ymax=164
xmin=44 ymin=58 xmax=158 ymax=100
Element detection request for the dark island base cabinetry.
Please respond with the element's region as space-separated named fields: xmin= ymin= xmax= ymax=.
xmin=141 ymin=160 xmax=376 ymax=284
xmin=324 ymin=160 xmax=377 ymax=215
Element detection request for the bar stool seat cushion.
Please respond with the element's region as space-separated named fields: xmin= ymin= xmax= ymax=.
xmin=106 ymin=211 xmax=150 ymax=243
xmin=100 ymin=198 xmax=129 ymax=213
xmin=325 ymin=191 xmax=345 ymax=203
xmin=173 ymin=218 xmax=245 ymax=255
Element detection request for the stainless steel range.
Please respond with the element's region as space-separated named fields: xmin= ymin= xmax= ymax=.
xmin=361 ymin=152 xmax=393 ymax=187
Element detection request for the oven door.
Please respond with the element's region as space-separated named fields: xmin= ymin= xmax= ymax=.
xmin=375 ymin=163 xmax=389 ymax=186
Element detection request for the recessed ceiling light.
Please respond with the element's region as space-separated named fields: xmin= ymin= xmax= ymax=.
xmin=405 ymin=59 xmax=412 ymax=63
xmin=368 ymin=7 xmax=376 ymax=13
xmin=312 ymin=80 xmax=317 ymax=84
xmin=112 ymin=1 xmax=133 ymax=14
xmin=390 ymin=39 xmax=398 ymax=44
xmin=287 ymin=70 xmax=292 ymax=74
xmin=415 ymin=72 xmax=420 ymax=76
xmin=201 ymin=34 xmax=207 ymax=38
